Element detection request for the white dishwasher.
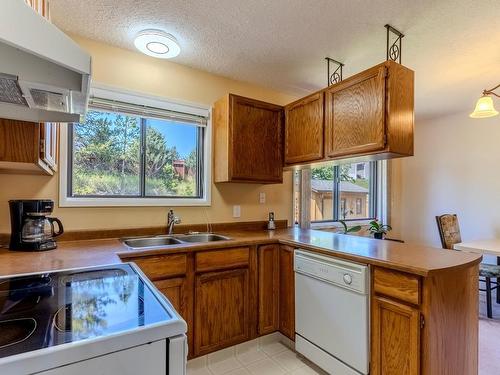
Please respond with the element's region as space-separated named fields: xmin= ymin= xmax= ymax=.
xmin=294 ymin=249 xmax=369 ymax=375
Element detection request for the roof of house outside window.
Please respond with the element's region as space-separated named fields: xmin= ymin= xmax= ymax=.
xmin=311 ymin=179 xmax=368 ymax=193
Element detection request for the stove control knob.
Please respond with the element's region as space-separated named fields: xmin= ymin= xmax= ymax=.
xmin=343 ymin=273 xmax=353 ymax=285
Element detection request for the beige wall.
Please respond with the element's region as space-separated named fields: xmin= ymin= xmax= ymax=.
xmin=398 ymin=113 xmax=500 ymax=247
xmin=0 ymin=35 xmax=297 ymax=234
xmin=388 ymin=158 xmax=403 ymax=240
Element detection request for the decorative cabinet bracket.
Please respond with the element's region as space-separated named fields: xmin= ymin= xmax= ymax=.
xmin=325 ymin=57 xmax=344 ymax=86
xmin=385 ymin=24 xmax=404 ymax=63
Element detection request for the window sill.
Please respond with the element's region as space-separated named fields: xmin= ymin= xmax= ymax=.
xmin=311 ymin=220 xmax=374 ymax=229
xmin=59 ymin=196 xmax=211 ymax=207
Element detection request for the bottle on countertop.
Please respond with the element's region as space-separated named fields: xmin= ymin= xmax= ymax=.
xmin=267 ymin=212 xmax=276 ymax=230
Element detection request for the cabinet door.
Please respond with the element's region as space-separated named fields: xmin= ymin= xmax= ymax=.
xmin=154 ymin=277 xmax=189 ymax=319
xmin=229 ymin=95 xmax=283 ymax=183
xmin=279 ymin=246 xmax=295 ymax=340
xmin=40 ymin=122 xmax=58 ymax=171
xmin=285 ymin=92 xmax=324 ymax=164
xmin=371 ymin=296 xmax=420 ymax=375
xmin=325 ymin=65 xmax=387 ymax=157
xmin=154 ymin=277 xmax=194 ymax=358
xmin=258 ymin=244 xmax=279 ymax=335
xmin=194 ymin=268 xmax=250 ymax=355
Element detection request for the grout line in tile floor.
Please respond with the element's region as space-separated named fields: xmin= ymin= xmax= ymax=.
xmin=187 ymin=333 xmax=327 ymax=375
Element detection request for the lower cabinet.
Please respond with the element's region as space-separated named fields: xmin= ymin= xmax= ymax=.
xmin=258 ymin=244 xmax=280 ymax=335
xmin=371 ymin=295 xmax=420 ymax=375
xmin=194 ymin=268 xmax=251 ymax=355
xmin=129 ymin=244 xmax=295 ymax=358
xmin=130 ymin=253 xmax=194 ymax=357
xmin=126 ymin=245 xmax=476 ymax=373
xmin=153 ymin=277 xmax=190 ymax=320
xmin=279 ymin=245 xmax=295 ymax=340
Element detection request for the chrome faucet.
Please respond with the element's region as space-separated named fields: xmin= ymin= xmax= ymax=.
xmin=167 ymin=209 xmax=181 ymax=235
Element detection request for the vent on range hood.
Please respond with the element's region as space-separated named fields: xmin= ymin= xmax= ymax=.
xmin=0 ymin=1 xmax=91 ymax=123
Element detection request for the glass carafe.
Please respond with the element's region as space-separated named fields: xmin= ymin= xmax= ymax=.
xmin=21 ymin=216 xmax=64 ymax=243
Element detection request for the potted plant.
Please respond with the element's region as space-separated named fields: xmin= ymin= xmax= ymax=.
xmin=369 ymin=220 xmax=392 ymax=239
xmin=338 ymin=220 xmax=362 ymax=235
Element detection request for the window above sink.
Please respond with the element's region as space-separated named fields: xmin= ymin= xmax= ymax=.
xmin=59 ymin=85 xmax=212 ymax=207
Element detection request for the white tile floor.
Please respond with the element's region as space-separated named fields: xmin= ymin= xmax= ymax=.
xmin=187 ymin=333 xmax=327 ymax=375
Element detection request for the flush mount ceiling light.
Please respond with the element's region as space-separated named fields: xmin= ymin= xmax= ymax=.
xmin=134 ymin=30 xmax=180 ymax=59
xmin=470 ymin=83 xmax=500 ymax=118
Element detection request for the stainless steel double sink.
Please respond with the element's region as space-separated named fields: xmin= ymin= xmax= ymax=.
xmin=121 ymin=233 xmax=231 ymax=249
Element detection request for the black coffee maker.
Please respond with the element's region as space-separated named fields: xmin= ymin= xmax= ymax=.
xmin=9 ymin=200 xmax=64 ymax=251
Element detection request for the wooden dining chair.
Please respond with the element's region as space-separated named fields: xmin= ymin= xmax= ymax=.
xmin=436 ymin=214 xmax=500 ymax=318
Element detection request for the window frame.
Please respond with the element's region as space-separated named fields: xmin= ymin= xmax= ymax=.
xmin=59 ymin=84 xmax=212 ymax=207
xmin=302 ymin=160 xmax=384 ymax=229
xmin=309 ymin=161 xmax=379 ymax=224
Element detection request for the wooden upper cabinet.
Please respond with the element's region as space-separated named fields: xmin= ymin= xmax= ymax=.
xmin=325 ymin=65 xmax=386 ymax=157
xmin=0 ymin=119 xmax=59 ymax=175
xmin=284 ymin=92 xmax=324 ymax=164
xmin=283 ymin=61 xmax=414 ymax=166
xmin=324 ymin=61 xmax=414 ymax=160
xmin=213 ymin=94 xmax=284 ymax=184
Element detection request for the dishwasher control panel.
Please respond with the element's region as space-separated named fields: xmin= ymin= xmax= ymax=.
xmin=294 ymin=249 xmax=368 ymax=294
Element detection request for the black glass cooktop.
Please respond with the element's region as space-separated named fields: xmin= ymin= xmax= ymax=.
xmin=0 ymin=264 xmax=172 ymax=358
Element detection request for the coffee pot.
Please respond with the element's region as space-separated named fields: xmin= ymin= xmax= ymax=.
xmin=9 ymin=200 xmax=64 ymax=251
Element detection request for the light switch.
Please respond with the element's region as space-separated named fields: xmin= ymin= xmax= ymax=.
xmin=233 ymin=205 xmax=241 ymax=218
xmin=259 ymin=192 xmax=266 ymax=204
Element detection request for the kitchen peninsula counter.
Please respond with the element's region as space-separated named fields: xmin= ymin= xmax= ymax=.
xmin=0 ymin=227 xmax=481 ymax=277
xmin=0 ymin=227 xmax=481 ymax=374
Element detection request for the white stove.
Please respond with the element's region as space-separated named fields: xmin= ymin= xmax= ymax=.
xmin=0 ymin=263 xmax=187 ymax=375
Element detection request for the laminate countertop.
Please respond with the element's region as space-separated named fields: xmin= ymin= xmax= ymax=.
xmin=0 ymin=228 xmax=481 ymax=277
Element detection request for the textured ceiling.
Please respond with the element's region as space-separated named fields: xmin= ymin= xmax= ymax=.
xmin=50 ymin=0 xmax=500 ymax=120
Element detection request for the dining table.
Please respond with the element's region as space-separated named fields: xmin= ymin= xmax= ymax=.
xmin=454 ymin=239 xmax=500 ymax=258
xmin=454 ymin=239 xmax=500 ymax=303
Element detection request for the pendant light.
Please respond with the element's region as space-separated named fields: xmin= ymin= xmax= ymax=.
xmin=470 ymin=84 xmax=500 ymax=118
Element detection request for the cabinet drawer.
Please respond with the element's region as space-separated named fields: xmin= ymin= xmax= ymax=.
xmin=196 ymin=247 xmax=250 ymax=272
xmin=132 ymin=254 xmax=187 ymax=280
xmin=373 ymin=267 xmax=420 ymax=305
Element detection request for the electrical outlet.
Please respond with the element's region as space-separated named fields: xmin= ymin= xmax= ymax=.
xmin=259 ymin=192 xmax=266 ymax=204
xmin=232 ymin=205 xmax=241 ymax=218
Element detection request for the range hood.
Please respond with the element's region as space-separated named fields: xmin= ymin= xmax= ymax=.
xmin=0 ymin=1 xmax=91 ymax=123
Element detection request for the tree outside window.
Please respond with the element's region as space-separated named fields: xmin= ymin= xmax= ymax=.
xmin=70 ymin=110 xmax=202 ymax=198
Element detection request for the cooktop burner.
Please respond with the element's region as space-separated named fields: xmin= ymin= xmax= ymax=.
xmin=0 ymin=264 xmax=172 ymax=359
xmin=58 ymin=268 xmax=127 ymax=287
xmin=0 ymin=275 xmax=52 ymax=293
xmin=0 ymin=318 xmax=37 ymax=349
